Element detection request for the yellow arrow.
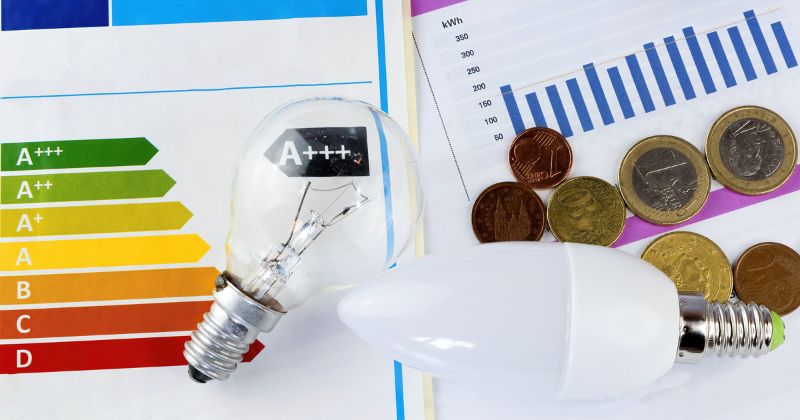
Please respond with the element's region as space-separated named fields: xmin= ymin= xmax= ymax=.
xmin=0 ymin=202 xmax=192 ymax=237
xmin=0 ymin=234 xmax=210 ymax=271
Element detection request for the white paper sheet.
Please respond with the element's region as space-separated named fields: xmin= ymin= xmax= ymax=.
xmin=412 ymin=0 xmax=800 ymax=418
xmin=0 ymin=2 xmax=424 ymax=419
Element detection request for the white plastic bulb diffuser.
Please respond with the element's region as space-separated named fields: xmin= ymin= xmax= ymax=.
xmin=184 ymin=97 xmax=422 ymax=382
xmin=338 ymin=242 xmax=786 ymax=400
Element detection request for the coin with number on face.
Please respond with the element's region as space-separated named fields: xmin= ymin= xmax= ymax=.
xmin=641 ymin=231 xmax=733 ymax=302
xmin=734 ymin=242 xmax=800 ymax=315
xmin=547 ymin=176 xmax=626 ymax=246
xmin=619 ymin=136 xmax=710 ymax=225
xmin=509 ymin=127 xmax=573 ymax=189
xmin=706 ymin=106 xmax=797 ymax=195
xmin=471 ymin=182 xmax=545 ymax=242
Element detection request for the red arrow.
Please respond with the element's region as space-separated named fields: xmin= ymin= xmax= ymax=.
xmin=0 ymin=336 xmax=265 ymax=374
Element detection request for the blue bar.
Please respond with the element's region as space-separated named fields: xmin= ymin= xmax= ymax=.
xmin=644 ymin=42 xmax=676 ymax=106
xmin=582 ymin=64 xmax=614 ymax=125
xmin=607 ymin=67 xmax=635 ymax=119
xmin=375 ymin=0 xmax=388 ymax=112
xmin=728 ymin=27 xmax=757 ymax=81
xmin=112 ymin=0 xmax=367 ymax=26
xmin=744 ymin=10 xmax=777 ymax=74
xmin=393 ymin=361 xmax=405 ymax=420
xmin=663 ymin=36 xmax=696 ymax=100
xmin=545 ymin=85 xmax=572 ymax=138
xmin=2 ymin=0 xmax=108 ymax=31
xmin=565 ymin=78 xmax=594 ymax=131
xmin=500 ymin=85 xmax=526 ymax=135
xmin=707 ymin=31 xmax=737 ymax=87
xmin=625 ymin=54 xmax=656 ymax=112
xmin=525 ymin=92 xmax=548 ymax=128
xmin=772 ymin=22 xmax=798 ymax=68
xmin=682 ymin=27 xmax=717 ymax=94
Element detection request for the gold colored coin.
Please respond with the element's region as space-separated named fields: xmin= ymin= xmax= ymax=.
xmin=641 ymin=231 xmax=733 ymax=302
xmin=619 ymin=136 xmax=710 ymax=225
xmin=706 ymin=105 xmax=797 ymax=195
xmin=547 ymin=176 xmax=626 ymax=246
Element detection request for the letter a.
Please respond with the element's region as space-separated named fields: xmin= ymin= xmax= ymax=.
xmin=17 ymin=349 xmax=32 ymax=368
xmin=16 ymin=214 xmax=33 ymax=232
xmin=279 ymin=141 xmax=301 ymax=166
xmin=16 ymin=148 xmax=33 ymax=166
xmin=16 ymin=248 xmax=31 ymax=266
xmin=17 ymin=181 xmax=33 ymax=199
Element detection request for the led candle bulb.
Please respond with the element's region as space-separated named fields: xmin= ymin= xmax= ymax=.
xmin=184 ymin=97 xmax=422 ymax=382
xmin=339 ymin=242 xmax=786 ymax=400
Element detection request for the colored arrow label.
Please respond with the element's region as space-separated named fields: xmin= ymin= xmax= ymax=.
xmin=1 ymin=138 xmax=157 ymax=171
xmin=0 ymin=336 xmax=264 ymax=374
xmin=0 ymin=234 xmax=210 ymax=271
xmin=0 ymin=170 xmax=175 ymax=204
xmin=0 ymin=202 xmax=192 ymax=237
xmin=0 ymin=301 xmax=212 ymax=339
xmin=0 ymin=267 xmax=218 ymax=304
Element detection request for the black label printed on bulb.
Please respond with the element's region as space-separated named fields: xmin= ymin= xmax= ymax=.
xmin=265 ymin=127 xmax=370 ymax=177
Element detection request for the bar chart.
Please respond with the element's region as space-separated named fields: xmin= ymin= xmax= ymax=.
xmin=0 ymin=137 xmax=264 ymax=374
xmin=501 ymin=10 xmax=798 ymax=138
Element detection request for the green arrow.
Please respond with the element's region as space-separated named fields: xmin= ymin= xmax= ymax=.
xmin=0 ymin=170 xmax=175 ymax=204
xmin=1 ymin=138 xmax=157 ymax=171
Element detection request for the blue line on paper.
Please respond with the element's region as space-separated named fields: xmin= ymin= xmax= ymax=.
xmin=545 ymin=85 xmax=572 ymax=137
xmin=501 ymin=84 xmax=526 ymax=134
xmin=683 ymin=27 xmax=717 ymax=94
xmin=1 ymin=81 xmax=373 ymax=100
xmin=707 ymin=31 xmax=738 ymax=87
xmin=607 ymin=66 xmax=634 ymax=119
xmin=525 ymin=92 xmax=548 ymax=128
xmin=583 ymin=64 xmax=614 ymax=125
xmin=625 ymin=54 xmax=656 ymax=112
xmin=644 ymin=42 xmax=676 ymax=106
xmin=744 ymin=10 xmax=777 ymax=74
xmin=772 ymin=22 xmax=797 ymax=68
xmin=664 ymin=36 xmax=696 ymax=100
xmin=566 ymin=78 xmax=594 ymax=131
xmin=729 ymin=26 xmax=757 ymax=80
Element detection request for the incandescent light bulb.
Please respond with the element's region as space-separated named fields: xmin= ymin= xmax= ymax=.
xmin=184 ymin=97 xmax=422 ymax=382
xmin=339 ymin=242 xmax=786 ymax=399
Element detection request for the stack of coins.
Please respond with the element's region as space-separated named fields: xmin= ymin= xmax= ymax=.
xmin=473 ymin=105 xmax=797 ymax=246
xmin=471 ymin=105 xmax=799 ymax=310
xmin=472 ymin=127 xmax=626 ymax=246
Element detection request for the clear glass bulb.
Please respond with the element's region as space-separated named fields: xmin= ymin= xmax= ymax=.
xmin=185 ymin=97 xmax=422 ymax=382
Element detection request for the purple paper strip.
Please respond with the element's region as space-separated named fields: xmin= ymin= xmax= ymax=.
xmin=411 ymin=0 xmax=467 ymax=17
xmin=613 ymin=164 xmax=800 ymax=247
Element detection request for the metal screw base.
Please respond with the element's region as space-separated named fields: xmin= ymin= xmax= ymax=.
xmin=183 ymin=276 xmax=284 ymax=381
xmin=677 ymin=293 xmax=775 ymax=362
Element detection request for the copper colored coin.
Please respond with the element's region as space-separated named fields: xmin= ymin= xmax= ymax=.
xmin=734 ymin=242 xmax=800 ymax=315
xmin=471 ymin=182 xmax=545 ymax=242
xmin=509 ymin=127 xmax=573 ymax=188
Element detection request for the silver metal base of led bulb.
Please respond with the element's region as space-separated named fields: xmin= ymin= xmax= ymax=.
xmin=676 ymin=292 xmax=775 ymax=363
xmin=184 ymin=274 xmax=284 ymax=382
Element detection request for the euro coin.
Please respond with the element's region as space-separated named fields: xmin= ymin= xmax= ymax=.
xmin=619 ymin=136 xmax=710 ymax=225
xmin=509 ymin=127 xmax=573 ymax=189
xmin=641 ymin=231 xmax=733 ymax=302
xmin=734 ymin=242 xmax=800 ymax=315
xmin=706 ymin=105 xmax=797 ymax=195
xmin=471 ymin=182 xmax=545 ymax=242
xmin=547 ymin=176 xmax=625 ymax=246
